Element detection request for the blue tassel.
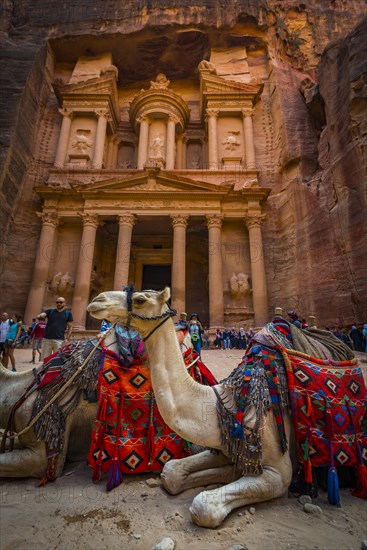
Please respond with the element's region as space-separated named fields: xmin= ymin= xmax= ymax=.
xmin=232 ymin=419 xmax=245 ymax=440
xmin=106 ymin=456 xmax=123 ymax=492
xmin=327 ymin=465 xmax=341 ymax=507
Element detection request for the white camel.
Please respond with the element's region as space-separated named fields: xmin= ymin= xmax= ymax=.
xmin=87 ymin=287 xmax=367 ymax=529
xmin=0 ymin=328 xmax=194 ymax=480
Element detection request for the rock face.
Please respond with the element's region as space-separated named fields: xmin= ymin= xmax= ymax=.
xmin=0 ymin=1 xmax=366 ymax=328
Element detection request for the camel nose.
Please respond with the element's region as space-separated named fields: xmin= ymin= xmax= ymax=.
xmin=92 ymin=293 xmax=107 ymax=303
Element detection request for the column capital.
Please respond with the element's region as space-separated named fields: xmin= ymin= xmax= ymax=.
xmin=241 ymin=108 xmax=254 ymax=118
xmin=95 ymin=108 xmax=108 ymax=118
xmin=58 ymin=107 xmax=74 ymax=119
xmin=206 ymin=214 xmax=223 ymax=229
xmin=111 ymin=135 xmax=120 ymax=145
xmin=168 ymin=114 xmax=180 ymax=125
xmin=136 ymin=114 xmax=149 ymax=125
xmin=117 ymin=213 xmax=136 ymax=227
xmin=244 ymin=213 xmax=266 ymax=229
xmin=205 ymin=108 xmax=220 ymax=119
xmin=78 ymin=212 xmax=100 ymax=228
xmin=36 ymin=211 xmax=60 ymax=228
xmin=171 ymin=214 xmax=189 ymax=228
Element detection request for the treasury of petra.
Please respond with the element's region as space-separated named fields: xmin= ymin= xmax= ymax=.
xmin=0 ymin=2 xmax=366 ymax=333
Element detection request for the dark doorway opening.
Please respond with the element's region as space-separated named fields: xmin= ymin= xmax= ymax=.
xmin=142 ymin=265 xmax=171 ymax=291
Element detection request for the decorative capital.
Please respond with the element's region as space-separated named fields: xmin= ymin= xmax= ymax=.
xmin=95 ymin=108 xmax=108 ymax=118
xmin=168 ymin=114 xmax=180 ymax=125
xmin=78 ymin=212 xmax=100 ymax=228
xmin=206 ymin=214 xmax=223 ymax=229
xmin=171 ymin=215 xmax=189 ymax=228
xmin=244 ymin=214 xmax=266 ymax=229
xmin=117 ymin=213 xmax=136 ymax=228
xmin=206 ymin=108 xmax=220 ymax=119
xmin=37 ymin=212 xmax=60 ymax=228
xmin=241 ymin=108 xmax=254 ymax=118
xmin=136 ymin=114 xmax=149 ymax=125
xmin=58 ymin=107 xmax=73 ymax=119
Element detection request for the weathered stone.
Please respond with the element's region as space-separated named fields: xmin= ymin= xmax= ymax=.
xmin=153 ymin=537 xmax=175 ymax=550
xmin=298 ymin=495 xmax=312 ymax=505
xmin=145 ymin=478 xmax=161 ymax=488
xmin=304 ymin=503 xmax=322 ymax=515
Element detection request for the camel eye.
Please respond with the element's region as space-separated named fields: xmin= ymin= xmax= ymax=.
xmin=135 ymin=297 xmax=146 ymax=305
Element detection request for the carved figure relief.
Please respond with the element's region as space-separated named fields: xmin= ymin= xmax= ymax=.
xmin=49 ymin=272 xmax=75 ymax=297
xmin=150 ymin=135 xmax=165 ymax=157
xmin=198 ymin=60 xmax=217 ymax=74
xmin=149 ymin=73 xmax=170 ymax=90
xmin=187 ymin=143 xmax=202 ymax=169
xmin=230 ymin=272 xmax=252 ymax=298
xmin=71 ymin=130 xmax=92 ymax=155
xmin=222 ymin=131 xmax=241 ymax=154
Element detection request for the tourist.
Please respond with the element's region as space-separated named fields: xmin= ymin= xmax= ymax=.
xmin=238 ymin=327 xmax=247 ymax=349
xmin=3 ymin=314 xmax=22 ymax=371
xmin=214 ymin=328 xmax=222 ymax=349
xmin=363 ymin=323 xmax=367 ymax=353
xmin=222 ymin=328 xmax=231 ymax=350
xmin=0 ymin=312 xmax=10 ymax=361
xmin=175 ymin=312 xmax=189 ymax=331
xmin=349 ymin=325 xmax=364 ymax=352
xmin=100 ymin=319 xmax=112 ymax=333
xmin=30 ymin=314 xmax=47 ymax=363
xmin=229 ymin=327 xmax=238 ymax=349
xmin=189 ymin=313 xmax=203 ymax=356
xmin=202 ymin=327 xmax=211 ymax=350
xmin=287 ymin=311 xmax=302 ymax=329
xmin=42 ymin=297 xmax=73 ymax=360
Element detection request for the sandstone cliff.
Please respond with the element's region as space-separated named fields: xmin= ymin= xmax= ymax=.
xmin=0 ymin=1 xmax=366 ymax=327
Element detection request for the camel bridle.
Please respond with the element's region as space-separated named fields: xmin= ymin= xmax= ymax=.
xmin=123 ymin=284 xmax=177 ymax=342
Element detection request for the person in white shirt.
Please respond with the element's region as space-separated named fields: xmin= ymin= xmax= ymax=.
xmin=0 ymin=312 xmax=10 ymax=360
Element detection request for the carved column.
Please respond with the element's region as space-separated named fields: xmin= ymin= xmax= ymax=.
xmin=242 ymin=108 xmax=256 ymax=170
xmin=113 ymin=213 xmax=136 ymax=290
xmin=206 ymin=109 xmax=219 ymax=170
xmin=206 ymin=214 xmax=224 ymax=327
xmin=24 ymin=213 xmax=60 ymax=324
xmin=244 ymin=214 xmax=268 ymax=326
xmin=176 ymin=134 xmax=183 ymax=169
xmin=182 ymin=135 xmax=187 ymax=169
xmin=166 ymin=115 xmax=177 ymax=170
xmin=171 ymin=215 xmax=188 ymax=314
xmin=112 ymin=137 xmax=119 ymax=168
xmin=54 ymin=109 xmax=73 ymax=168
xmin=93 ymin=110 xmax=108 ymax=169
xmin=137 ymin=116 xmax=149 ymax=169
xmin=72 ymin=213 xmax=100 ymax=328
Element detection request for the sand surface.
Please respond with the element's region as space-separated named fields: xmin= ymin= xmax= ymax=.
xmin=1 ymin=348 xmax=366 ymax=550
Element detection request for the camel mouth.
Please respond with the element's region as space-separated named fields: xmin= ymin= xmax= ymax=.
xmin=86 ymin=303 xmax=108 ymax=316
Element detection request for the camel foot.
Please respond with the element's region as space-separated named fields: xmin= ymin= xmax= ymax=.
xmin=161 ymin=460 xmax=186 ymax=494
xmin=190 ymin=489 xmax=230 ymax=528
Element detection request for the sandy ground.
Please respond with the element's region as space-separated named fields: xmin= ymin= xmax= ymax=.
xmin=1 ymin=347 xmax=366 ymax=550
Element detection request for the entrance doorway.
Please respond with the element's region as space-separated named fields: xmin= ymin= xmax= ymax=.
xmin=142 ymin=264 xmax=171 ymax=291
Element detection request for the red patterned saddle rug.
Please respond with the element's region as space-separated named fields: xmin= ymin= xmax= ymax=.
xmin=282 ymin=348 xmax=367 ymax=502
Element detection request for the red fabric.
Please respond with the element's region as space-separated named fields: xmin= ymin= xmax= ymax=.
xmin=88 ymin=355 xmax=189 ymax=477
xmin=284 ymin=349 xmax=367 ymax=473
xmin=31 ymin=321 xmax=46 ymax=339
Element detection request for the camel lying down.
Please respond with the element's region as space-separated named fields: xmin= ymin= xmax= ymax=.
xmin=87 ymin=287 xmax=367 ymax=529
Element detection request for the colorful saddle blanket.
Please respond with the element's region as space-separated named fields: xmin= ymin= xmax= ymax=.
xmin=283 ymin=349 xmax=367 ymax=499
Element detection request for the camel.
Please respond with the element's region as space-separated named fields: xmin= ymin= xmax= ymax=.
xmin=0 ymin=328 xmax=195 ymax=479
xmin=87 ymin=287 xmax=367 ymax=529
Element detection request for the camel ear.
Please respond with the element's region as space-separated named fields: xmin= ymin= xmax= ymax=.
xmin=159 ymin=287 xmax=171 ymax=303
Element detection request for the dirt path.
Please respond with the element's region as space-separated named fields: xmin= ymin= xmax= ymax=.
xmin=1 ymin=348 xmax=366 ymax=549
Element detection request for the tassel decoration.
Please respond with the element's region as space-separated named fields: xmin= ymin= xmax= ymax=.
xmin=147 ymin=391 xmax=155 ymax=465
xmin=327 ymin=465 xmax=341 ymax=507
xmin=106 ymin=456 xmax=123 ymax=492
xmin=232 ymin=410 xmax=245 ymax=440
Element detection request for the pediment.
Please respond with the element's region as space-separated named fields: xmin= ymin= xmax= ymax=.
xmin=201 ymin=72 xmax=263 ymax=98
xmin=71 ymin=170 xmax=231 ymax=195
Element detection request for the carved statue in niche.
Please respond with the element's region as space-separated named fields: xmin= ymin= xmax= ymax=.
xmin=49 ymin=272 xmax=75 ymax=299
xmin=71 ymin=130 xmax=92 ymax=155
xmin=149 ymin=73 xmax=170 ymax=90
xmin=198 ymin=60 xmax=217 ymax=74
xmin=230 ymin=272 xmax=252 ymax=298
xmin=222 ymin=131 xmax=241 ymax=154
xmin=188 ymin=143 xmax=201 ymax=169
xmin=150 ymin=135 xmax=165 ymax=157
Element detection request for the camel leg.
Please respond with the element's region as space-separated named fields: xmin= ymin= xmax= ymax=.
xmin=190 ymin=464 xmax=291 ymax=529
xmin=161 ymin=450 xmax=236 ymax=494
xmin=0 ymin=443 xmax=47 ymax=479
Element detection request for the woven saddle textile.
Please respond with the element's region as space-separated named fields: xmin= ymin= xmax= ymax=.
xmin=283 ymin=349 xmax=367 ymax=472
xmin=88 ymin=354 xmax=188 ymax=479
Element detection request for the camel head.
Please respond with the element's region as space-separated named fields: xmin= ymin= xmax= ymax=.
xmin=87 ymin=287 xmax=173 ymax=338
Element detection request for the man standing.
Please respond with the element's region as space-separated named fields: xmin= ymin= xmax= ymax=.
xmin=0 ymin=312 xmax=10 ymax=361
xmin=42 ymin=297 xmax=73 ymax=360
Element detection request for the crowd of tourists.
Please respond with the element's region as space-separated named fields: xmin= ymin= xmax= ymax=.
xmin=1 ymin=298 xmax=366 ymax=371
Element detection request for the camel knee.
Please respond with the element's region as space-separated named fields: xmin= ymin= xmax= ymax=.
xmin=190 ymin=489 xmax=229 ymax=528
xmin=161 ymin=460 xmax=187 ymax=495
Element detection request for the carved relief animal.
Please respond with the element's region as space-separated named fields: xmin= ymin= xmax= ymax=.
xmin=87 ymin=287 xmax=367 ymax=529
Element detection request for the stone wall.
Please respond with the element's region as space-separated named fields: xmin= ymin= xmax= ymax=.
xmin=0 ymin=1 xmax=366 ymax=327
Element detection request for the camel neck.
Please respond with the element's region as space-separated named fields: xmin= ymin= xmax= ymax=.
xmin=143 ymin=318 xmax=222 ymax=449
